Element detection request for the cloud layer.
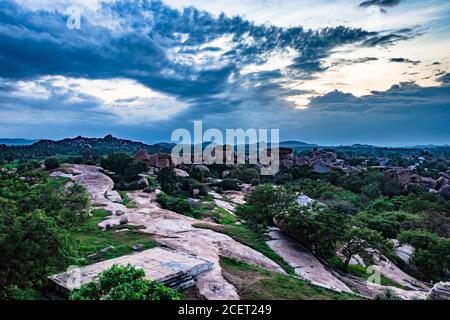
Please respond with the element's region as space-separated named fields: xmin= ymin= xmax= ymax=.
xmin=0 ymin=0 xmax=449 ymax=145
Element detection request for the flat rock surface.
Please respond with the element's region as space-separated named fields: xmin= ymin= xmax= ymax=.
xmin=333 ymin=272 xmax=428 ymax=300
xmin=50 ymin=248 xmax=213 ymax=291
xmin=213 ymin=199 xmax=236 ymax=214
xmin=222 ymin=190 xmax=246 ymax=204
xmin=369 ymin=250 xmax=429 ymax=291
xmin=63 ymin=165 xmax=285 ymax=300
xmin=267 ymin=229 xmax=353 ymax=294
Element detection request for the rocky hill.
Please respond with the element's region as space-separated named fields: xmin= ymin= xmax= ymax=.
xmin=0 ymin=135 xmax=171 ymax=160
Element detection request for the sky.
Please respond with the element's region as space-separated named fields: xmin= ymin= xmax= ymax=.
xmin=0 ymin=0 xmax=449 ymax=146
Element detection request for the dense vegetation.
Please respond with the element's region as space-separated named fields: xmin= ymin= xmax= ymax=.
xmin=0 ymin=170 xmax=90 ymax=299
xmin=235 ymin=167 xmax=450 ymax=282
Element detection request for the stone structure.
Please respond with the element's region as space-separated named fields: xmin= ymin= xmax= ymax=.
xmin=134 ymin=150 xmax=174 ymax=169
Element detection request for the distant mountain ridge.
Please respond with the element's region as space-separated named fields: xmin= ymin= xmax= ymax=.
xmin=0 ymin=135 xmax=171 ymax=159
xmin=0 ymin=138 xmax=37 ymax=146
xmin=1 ymin=136 xmax=450 ymax=160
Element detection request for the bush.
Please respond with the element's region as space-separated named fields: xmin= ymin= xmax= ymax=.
xmin=232 ymin=166 xmax=260 ymax=183
xmin=101 ymin=153 xmax=133 ymax=175
xmin=181 ymin=178 xmax=208 ymax=196
xmin=236 ymin=184 xmax=295 ymax=226
xmin=356 ymin=210 xmax=422 ymax=238
xmin=156 ymin=168 xmax=178 ymax=194
xmin=70 ymin=265 xmax=181 ymax=300
xmin=101 ymin=153 xmax=148 ymax=183
xmin=398 ymin=230 xmax=450 ymax=281
xmin=44 ymin=157 xmax=60 ymax=170
xmin=275 ymin=173 xmax=294 ymax=185
xmin=190 ymin=165 xmax=208 ymax=181
xmin=277 ymin=206 xmax=347 ymax=258
xmin=220 ymin=179 xmax=240 ymax=191
xmin=156 ymin=193 xmax=194 ymax=216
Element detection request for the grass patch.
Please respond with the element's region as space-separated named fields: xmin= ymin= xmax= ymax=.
xmin=345 ymin=265 xmax=408 ymax=290
xmin=193 ymin=223 xmax=295 ymax=275
xmin=3 ymin=163 xmax=17 ymax=169
xmin=220 ymin=257 xmax=362 ymax=300
xmin=117 ymin=191 xmax=137 ymax=208
xmin=71 ymin=209 xmax=159 ymax=265
xmin=196 ymin=206 xmax=238 ymax=225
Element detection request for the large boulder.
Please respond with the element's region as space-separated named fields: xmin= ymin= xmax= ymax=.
xmin=419 ymin=177 xmax=437 ymax=190
xmin=122 ymin=176 xmax=149 ymax=190
xmin=134 ymin=150 xmax=151 ymax=163
xmin=279 ymin=159 xmax=295 ymax=170
xmin=428 ymin=282 xmax=450 ymax=300
xmin=194 ymin=164 xmax=210 ymax=174
xmin=391 ymin=239 xmax=415 ymax=265
xmin=134 ymin=150 xmax=173 ymax=169
xmin=174 ymin=168 xmax=189 ymax=177
xmin=439 ymin=172 xmax=450 ymax=180
xmin=438 ymin=185 xmax=450 ymax=200
xmin=436 ymin=176 xmax=450 ymax=190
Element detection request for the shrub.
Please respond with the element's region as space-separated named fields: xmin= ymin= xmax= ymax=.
xmin=237 ymin=184 xmax=295 ymax=226
xmin=101 ymin=153 xmax=148 ymax=183
xmin=398 ymin=230 xmax=450 ymax=281
xmin=232 ymin=166 xmax=260 ymax=183
xmin=70 ymin=265 xmax=181 ymax=300
xmin=101 ymin=153 xmax=133 ymax=175
xmin=220 ymin=179 xmax=240 ymax=191
xmin=156 ymin=168 xmax=178 ymax=194
xmin=44 ymin=157 xmax=60 ymax=170
xmin=355 ymin=211 xmax=422 ymax=238
xmin=156 ymin=193 xmax=194 ymax=216
xmin=181 ymin=178 xmax=208 ymax=196
xmin=190 ymin=165 xmax=208 ymax=181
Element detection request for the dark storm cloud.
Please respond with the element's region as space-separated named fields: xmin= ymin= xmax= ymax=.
xmin=0 ymin=0 xmax=418 ymax=116
xmin=389 ymin=57 xmax=421 ymax=65
xmin=359 ymin=0 xmax=402 ymax=8
xmin=439 ymin=73 xmax=450 ymax=85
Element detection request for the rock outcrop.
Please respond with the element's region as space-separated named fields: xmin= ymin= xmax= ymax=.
xmin=438 ymin=184 xmax=450 ymax=200
xmin=61 ymin=165 xmax=285 ymax=300
xmin=428 ymin=282 xmax=450 ymax=300
xmin=134 ymin=150 xmax=174 ymax=169
xmin=266 ymin=228 xmax=353 ymax=294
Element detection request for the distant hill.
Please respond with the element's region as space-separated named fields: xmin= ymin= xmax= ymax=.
xmin=0 ymin=135 xmax=171 ymax=161
xmin=0 ymin=138 xmax=37 ymax=146
xmin=2 ymin=135 xmax=449 ymax=162
xmin=280 ymin=141 xmax=318 ymax=149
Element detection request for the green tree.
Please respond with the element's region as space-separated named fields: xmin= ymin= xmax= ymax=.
xmin=340 ymin=226 xmax=385 ymax=267
xmin=276 ymin=206 xmax=347 ymax=258
xmin=70 ymin=265 xmax=181 ymax=300
xmin=232 ymin=166 xmax=260 ymax=183
xmin=44 ymin=157 xmax=60 ymax=170
xmin=355 ymin=210 xmax=421 ymax=238
xmin=156 ymin=168 xmax=178 ymax=194
xmin=398 ymin=230 xmax=450 ymax=281
xmin=0 ymin=171 xmax=89 ymax=297
xmin=101 ymin=153 xmax=148 ymax=183
xmin=101 ymin=153 xmax=132 ymax=175
xmin=220 ymin=179 xmax=240 ymax=191
xmin=237 ymin=184 xmax=294 ymax=226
